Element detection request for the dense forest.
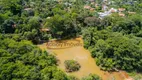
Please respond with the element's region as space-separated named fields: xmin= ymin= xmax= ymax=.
xmin=0 ymin=0 xmax=142 ymax=80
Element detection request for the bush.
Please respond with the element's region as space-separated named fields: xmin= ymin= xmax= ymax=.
xmin=68 ymin=75 xmax=79 ymax=80
xmin=64 ymin=60 xmax=81 ymax=72
xmin=81 ymin=74 xmax=101 ymax=80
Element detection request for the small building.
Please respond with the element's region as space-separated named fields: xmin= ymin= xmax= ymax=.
xmin=119 ymin=13 xmax=125 ymax=17
xmin=12 ymin=24 xmax=16 ymax=28
xmin=90 ymin=8 xmax=95 ymax=11
xmin=91 ymin=1 xmax=96 ymax=5
xmin=128 ymin=11 xmax=136 ymax=14
xmin=40 ymin=28 xmax=50 ymax=32
xmin=24 ymin=8 xmax=32 ymax=11
xmin=109 ymin=8 xmax=117 ymax=13
xmin=84 ymin=5 xmax=91 ymax=9
xmin=118 ymin=8 xmax=126 ymax=12
xmin=98 ymin=11 xmax=111 ymax=19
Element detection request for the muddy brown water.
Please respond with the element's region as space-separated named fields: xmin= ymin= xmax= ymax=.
xmin=38 ymin=38 xmax=128 ymax=80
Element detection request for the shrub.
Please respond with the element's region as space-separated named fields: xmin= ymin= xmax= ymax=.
xmin=64 ymin=60 xmax=81 ymax=72
xmin=81 ymin=74 xmax=101 ymax=80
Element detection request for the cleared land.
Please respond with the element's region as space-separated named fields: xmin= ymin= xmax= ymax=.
xmin=38 ymin=38 xmax=127 ymax=80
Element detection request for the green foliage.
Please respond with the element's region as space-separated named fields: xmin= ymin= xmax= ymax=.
xmin=81 ymin=74 xmax=101 ymax=80
xmin=0 ymin=0 xmax=22 ymax=15
xmin=1 ymin=19 xmax=15 ymax=33
xmin=64 ymin=60 xmax=81 ymax=72
xmin=83 ymin=29 xmax=142 ymax=71
xmin=68 ymin=75 xmax=79 ymax=80
xmin=112 ymin=14 xmax=142 ymax=34
xmin=41 ymin=66 xmax=68 ymax=80
xmin=84 ymin=17 xmax=101 ymax=27
xmin=0 ymin=0 xmax=89 ymax=41
xmin=0 ymin=0 xmax=142 ymax=78
xmin=0 ymin=36 xmax=70 ymax=80
xmin=44 ymin=13 xmax=80 ymax=39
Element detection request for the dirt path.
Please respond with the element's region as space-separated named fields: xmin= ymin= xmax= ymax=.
xmin=38 ymin=38 xmax=126 ymax=80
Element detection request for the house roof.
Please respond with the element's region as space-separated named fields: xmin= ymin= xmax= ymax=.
xmin=84 ymin=5 xmax=91 ymax=9
xmin=128 ymin=11 xmax=136 ymax=14
xmin=40 ymin=28 xmax=50 ymax=32
xmin=109 ymin=8 xmax=117 ymax=13
xmin=118 ymin=8 xmax=126 ymax=12
xmin=119 ymin=13 xmax=125 ymax=17
xmin=90 ymin=8 xmax=95 ymax=11
xmin=24 ymin=8 xmax=32 ymax=11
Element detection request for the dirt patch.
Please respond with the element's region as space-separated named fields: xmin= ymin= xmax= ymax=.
xmin=38 ymin=38 xmax=127 ymax=80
